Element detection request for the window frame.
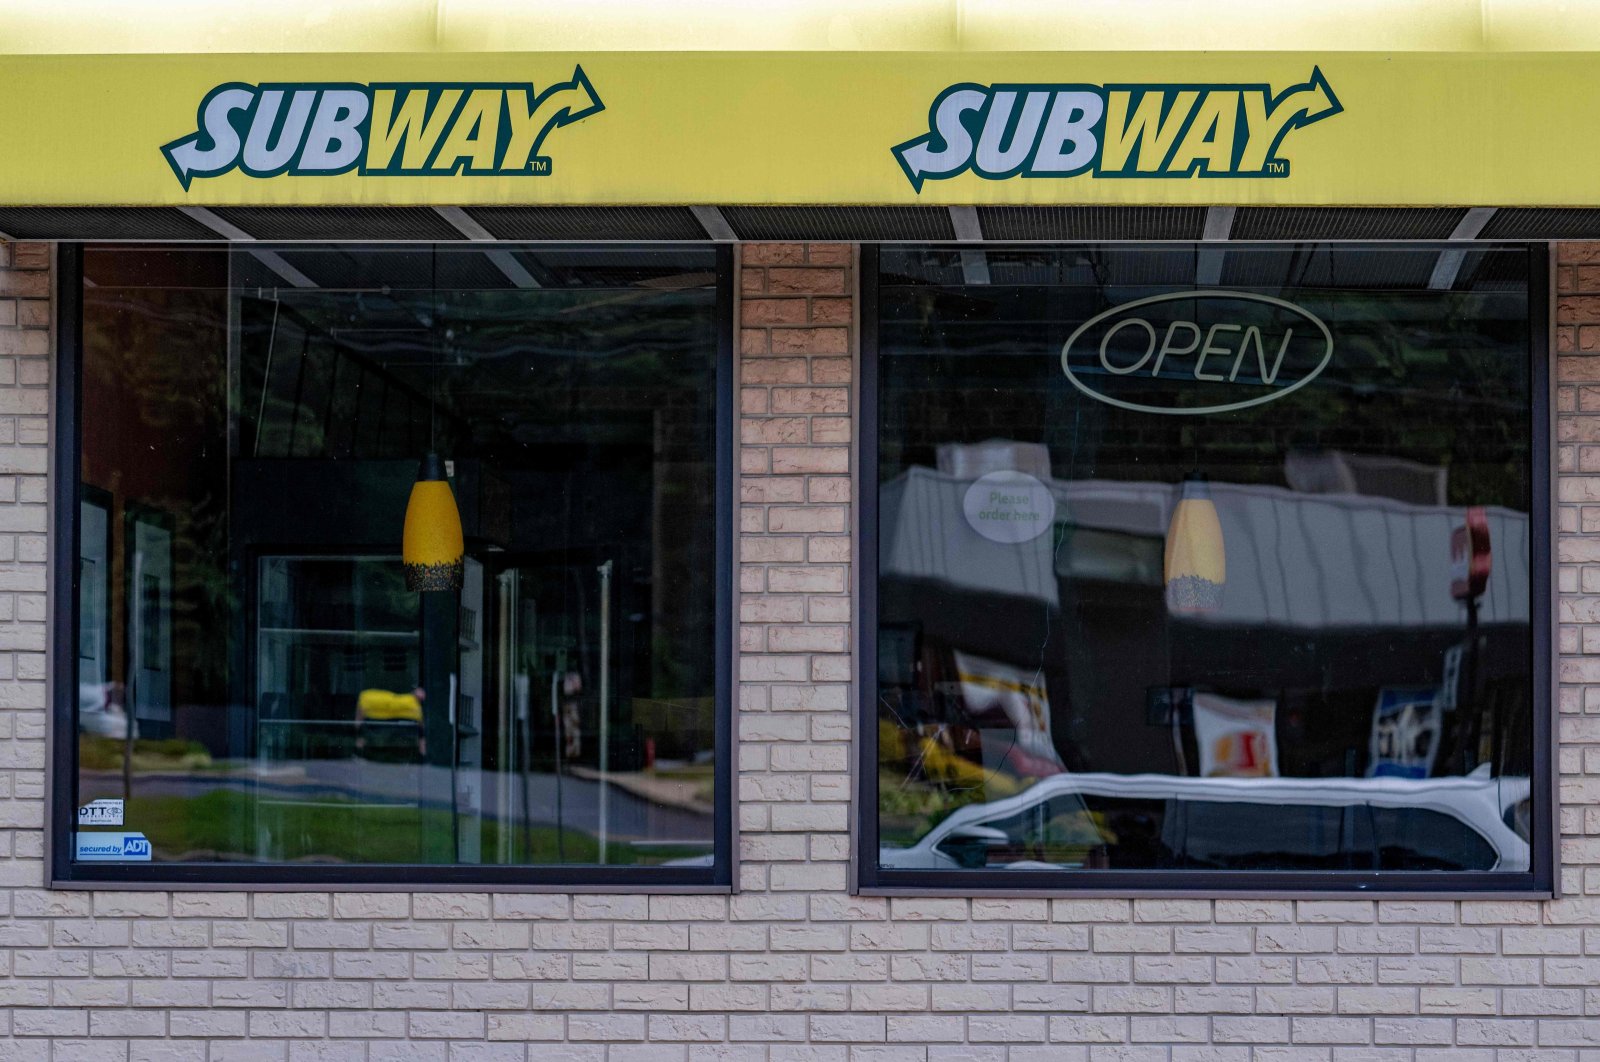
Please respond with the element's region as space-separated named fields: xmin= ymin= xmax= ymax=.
xmin=50 ymin=242 xmax=736 ymax=890
xmin=855 ymin=241 xmax=1555 ymax=896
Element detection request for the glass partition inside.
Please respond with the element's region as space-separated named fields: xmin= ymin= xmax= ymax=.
xmin=70 ymin=244 xmax=724 ymax=877
xmin=870 ymin=243 xmax=1541 ymax=886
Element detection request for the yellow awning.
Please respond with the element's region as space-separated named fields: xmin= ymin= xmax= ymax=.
xmin=6 ymin=0 xmax=1600 ymax=54
xmin=1 ymin=1 xmax=1599 ymax=208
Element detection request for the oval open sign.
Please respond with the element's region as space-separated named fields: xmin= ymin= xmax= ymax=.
xmin=1059 ymin=290 xmax=1334 ymax=416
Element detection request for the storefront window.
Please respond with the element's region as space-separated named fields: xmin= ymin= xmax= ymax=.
xmin=864 ymin=243 xmax=1549 ymax=891
xmin=60 ymin=244 xmax=729 ymax=885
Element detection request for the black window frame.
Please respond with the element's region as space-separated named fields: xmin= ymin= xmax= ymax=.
xmin=51 ymin=242 xmax=736 ymax=890
xmin=856 ymin=241 xmax=1555 ymax=895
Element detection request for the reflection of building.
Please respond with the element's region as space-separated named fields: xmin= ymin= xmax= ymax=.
xmin=883 ymin=465 xmax=1530 ymax=627
xmin=879 ymin=465 xmax=1532 ymax=786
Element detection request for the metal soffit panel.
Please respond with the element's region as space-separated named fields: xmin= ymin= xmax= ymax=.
xmin=1479 ymin=208 xmax=1600 ymax=240
xmin=720 ymin=207 xmax=958 ymax=241
xmin=2 ymin=205 xmax=1598 ymax=243
xmin=0 ymin=207 xmax=219 ymax=241
xmin=1229 ymin=207 xmax=1471 ymax=241
xmin=977 ymin=206 xmax=1207 ymax=241
xmin=462 ymin=207 xmax=709 ymax=241
xmin=208 ymin=207 xmax=468 ymax=242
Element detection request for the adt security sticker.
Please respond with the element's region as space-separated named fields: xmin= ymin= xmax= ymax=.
xmin=75 ymin=832 xmax=152 ymax=861
xmin=77 ymin=798 xmax=124 ymax=826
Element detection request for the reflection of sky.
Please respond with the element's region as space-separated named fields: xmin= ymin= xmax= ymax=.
xmin=882 ymin=466 xmax=1530 ymax=627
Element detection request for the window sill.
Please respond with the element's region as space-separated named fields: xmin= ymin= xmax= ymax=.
xmin=52 ymin=877 xmax=735 ymax=894
xmin=856 ymin=885 xmax=1554 ymax=901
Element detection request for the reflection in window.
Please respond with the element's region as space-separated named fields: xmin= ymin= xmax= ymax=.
xmin=74 ymin=245 xmax=722 ymax=872
xmin=874 ymin=244 xmax=1537 ymax=880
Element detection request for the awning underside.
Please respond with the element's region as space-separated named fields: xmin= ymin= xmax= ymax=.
xmin=6 ymin=205 xmax=1600 ymax=244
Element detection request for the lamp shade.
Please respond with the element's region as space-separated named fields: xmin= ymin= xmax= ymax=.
xmin=1164 ymin=474 xmax=1225 ymax=614
xmin=402 ymin=453 xmax=464 ymax=592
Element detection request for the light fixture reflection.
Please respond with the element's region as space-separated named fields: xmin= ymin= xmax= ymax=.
xmin=402 ymin=452 xmax=464 ymax=592
xmin=1164 ymin=474 xmax=1225 ymax=614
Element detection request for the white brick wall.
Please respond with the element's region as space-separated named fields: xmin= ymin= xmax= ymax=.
xmin=0 ymin=239 xmax=51 ymax=906
xmin=0 ymin=240 xmax=1592 ymax=1059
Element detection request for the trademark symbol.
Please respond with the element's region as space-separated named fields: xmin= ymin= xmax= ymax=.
xmin=529 ymin=157 xmax=552 ymax=175
xmin=1266 ymin=160 xmax=1288 ymax=176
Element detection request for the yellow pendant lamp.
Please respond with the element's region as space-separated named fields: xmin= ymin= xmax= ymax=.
xmin=1164 ymin=474 xmax=1225 ymax=614
xmin=402 ymin=452 xmax=464 ymax=592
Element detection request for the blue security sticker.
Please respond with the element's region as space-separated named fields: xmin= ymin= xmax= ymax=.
xmin=75 ymin=832 xmax=153 ymax=861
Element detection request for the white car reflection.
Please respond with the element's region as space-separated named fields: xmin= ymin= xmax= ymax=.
xmin=880 ymin=771 xmax=1532 ymax=873
xmin=78 ymin=682 xmax=129 ymax=740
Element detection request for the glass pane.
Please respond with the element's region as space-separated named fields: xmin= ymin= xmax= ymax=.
xmin=75 ymin=244 xmax=720 ymax=869
xmin=875 ymin=244 xmax=1535 ymax=878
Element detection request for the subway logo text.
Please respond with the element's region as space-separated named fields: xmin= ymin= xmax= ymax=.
xmin=892 ymin=67 xmax=1341 ymax=191
xmin=161 ymin=67 xmax=603 ymax=189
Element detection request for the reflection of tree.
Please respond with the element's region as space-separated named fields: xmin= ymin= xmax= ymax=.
xmin=882 ymin=280 xmax=1533 ymax=513
xmin=1253 ymin=292 xmax=1530 ymax=509
xmin=878 ymin=717 xmax=1044 ymax=847
xmin=83 ymin=286 xmax=234 ymax=707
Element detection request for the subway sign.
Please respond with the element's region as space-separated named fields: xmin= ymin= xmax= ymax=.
xmin=0 ymin=51 xmax=1578 ymax=207
xmin=161 ymin=66 xmax=604 ymax=190
xmin=893 ymin=68 xmax=1341 ymax=191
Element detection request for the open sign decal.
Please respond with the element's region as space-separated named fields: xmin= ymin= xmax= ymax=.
xmin=1060 ymin=290 xmax=1334 ymax=416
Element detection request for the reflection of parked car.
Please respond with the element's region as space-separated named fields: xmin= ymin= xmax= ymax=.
xmin=880 ymin=772 xmax=1531 ymax=873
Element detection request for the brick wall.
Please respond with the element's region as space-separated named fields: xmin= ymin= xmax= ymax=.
xmin=737 ymin=243 xmax=855 ymax=897
xmin=3 ymin=240 xmax=1599 ymax=1060
xmin=0 ymin=240 xmax=51 ymax=893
